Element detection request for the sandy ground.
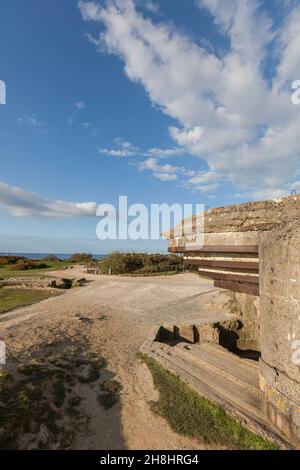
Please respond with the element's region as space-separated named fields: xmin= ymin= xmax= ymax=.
xmin=0 ymin=269 xmax=231 ymax=450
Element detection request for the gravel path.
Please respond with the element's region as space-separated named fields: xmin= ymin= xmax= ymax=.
xmin=0 ymin=269 xmax=231 ymax=450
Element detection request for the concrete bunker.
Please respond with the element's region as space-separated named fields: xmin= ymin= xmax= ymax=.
xmin=162 ymin=194 xmax=300 ymax=446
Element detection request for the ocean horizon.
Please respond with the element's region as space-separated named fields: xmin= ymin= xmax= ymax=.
xmin=0 ymin=253 xmax=106 ymax=260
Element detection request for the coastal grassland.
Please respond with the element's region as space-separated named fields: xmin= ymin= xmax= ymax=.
xmin=0 ymin=260 xmax=69 ymax=280
xmin=138 ymin=353 xmax=278 ymax=450
xmin=0 ymin=288 xmax=60 ymax=314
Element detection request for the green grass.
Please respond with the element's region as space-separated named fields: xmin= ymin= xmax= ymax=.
xmin=0 ymin=260 xmax=69 ymax=280
xmin=98 ymin=379 xmax=122 ymax=410
xmin=138 ymin=353 xmax=278 ymax=451
xmin=0 ymin=353 xmax=107 ymax=449
xmin=76 ymin=358 xmax=106 ymax=384
xmin=0 ymin=288 xmax=60 ymax=314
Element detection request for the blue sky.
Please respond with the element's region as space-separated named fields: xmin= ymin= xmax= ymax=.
xmin=0 ymin=0 xmax=300 ymax=254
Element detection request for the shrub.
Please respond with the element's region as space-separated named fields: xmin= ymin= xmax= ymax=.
xmin=15 ymin=259 xmax=48 ymax=270
xmin=69 ymin=253 xmax=94 ymax=263
xmin=98 ymin=252 xmax=182 ymax=275
xmin=42 ymin=255 xmax=61 ymax=262
xmin=0 ymin=256 xmax=24 ymax=266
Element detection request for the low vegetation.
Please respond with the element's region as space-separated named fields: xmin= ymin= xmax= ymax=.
xmin=0 ymin=352 xmax=109 ymax=449
xmin=69 ymin=253 xmax=94 ymax=263
xmin=0 ymin=288 xmax=59 ymax=315
xmin=98 ymin=379 xmax=123 ymax=410
xmin=97 ymin=252 xmax=183 ymax=275
xmin=0 ymin=257 xmax=68 ymax=280
xmin=138 ymin=353 xmax=278 ymax=451
xmin=14 ymin=259 xmax=48 ymax=271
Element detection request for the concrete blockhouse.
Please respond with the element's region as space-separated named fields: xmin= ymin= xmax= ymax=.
xmin=164 ymin=194 xmax=300 ymax=446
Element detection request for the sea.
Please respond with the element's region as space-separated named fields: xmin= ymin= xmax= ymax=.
xmin=0 ymin=253 xmax=106 ymax=261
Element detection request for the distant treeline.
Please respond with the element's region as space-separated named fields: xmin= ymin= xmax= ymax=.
xmin=0 ymin=253 xmax=94 ymax=271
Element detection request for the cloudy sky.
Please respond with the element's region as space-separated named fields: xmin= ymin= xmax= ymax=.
xmin=0 ymin=0 xmax=300 ymax=253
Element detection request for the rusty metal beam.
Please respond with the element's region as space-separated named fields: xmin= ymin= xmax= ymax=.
xmin=169 ymin=245 xmax=259 ymax=254
xmin=183 ymin=259 xmax=259 ymax=271
xmin=198 ymin=270 xmax=259 ymax=284
xmin=214 ymin=279 xmax=259 ymax=296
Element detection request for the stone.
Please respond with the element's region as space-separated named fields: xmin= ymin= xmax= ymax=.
xmin=53 ymin=278 xmax=73 ymax=289
xmin=72 ymin=278 xmax=86 ymax=288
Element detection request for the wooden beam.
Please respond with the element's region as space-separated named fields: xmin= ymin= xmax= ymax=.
xmin=214 ymin=279 xmax=259 ymax=296
xmin=183 ymin=259 xmax=259 ymax=271
xmin=198 ymin=270 xmax=259 ymax=284
xmin=169 ymin=245 xmax=259 ymax=254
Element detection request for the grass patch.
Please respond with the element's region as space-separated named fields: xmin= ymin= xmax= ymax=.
xmin=138 ymin=353 xmax=278 ymax=451
xmin=0 ymin=288 xmax=59 ymax=314
xmin=99 ymin=314 xmax=109 ymax=321
xmin=0 ymin=260 xmax=69 ymax=279
xmin=98 ymin=379 xmax=123 ymax=410
xmin=0 ymin=352 xmax=106 ymax=449
xmin=76 ymin=358 xmax=106 ymax=384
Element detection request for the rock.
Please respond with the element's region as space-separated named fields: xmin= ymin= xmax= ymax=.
xmin=72 ymin=278 xmax=86 ymax=288
xmin=52 ymin=278 xmax=73 ymax=289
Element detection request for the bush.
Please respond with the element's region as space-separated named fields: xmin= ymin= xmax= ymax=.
xmin=98 ymin=252 xmax=182 ymax=275
xmin=15 ymin=259 xmax=48 ymax=271
xmin=42 ymin=255 xmax=61 ymax=262
xmin=69 ymin=253 xmax=94 ymax=263
xmin=0 ymin=256 xmax=24 ymax=266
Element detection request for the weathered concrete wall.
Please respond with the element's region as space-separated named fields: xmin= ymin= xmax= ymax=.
xmin=165 ymin=193 xmax=300 ymax=445
xmin=164 ymin=194 xmax=300 ymax=243
xmin=225 ymin=292 xmax=260 ymax=351
xmin=204 ymin=194 xmax=300 ymax=233
xmin=260 ymin=217 xmax=300 ymax=445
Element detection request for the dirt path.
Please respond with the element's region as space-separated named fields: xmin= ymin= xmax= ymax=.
xmin=0 ymin=270 xmax=231 ymax=450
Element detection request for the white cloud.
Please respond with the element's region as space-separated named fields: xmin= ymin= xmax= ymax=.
xmin=187 ymin=171 xmax=221 ymax=186
xmin=78 ymin=1 xmax=102 ymax=21
xmin=98 ymin=138 xmax=137 ymax=157
xmin=79 ymin=0 xmax=300 ymax=199
xmin=154 ymin=172 xmax=177 ymax=181
xmin=143 ymin=1 xmax=159 ymax=14
xmin=138 ymin=157 xmax=178 ymax=173
xmin=0 ymin=182 xmax=97 ymax=218
xmin=138 ymin=157 xmax=179 ymax=181
xmin=146 ymin=147 xmax=182 ymax=158
xmin=194 ymin=183 xmax=220 ymax=193
xmin=185 ymin=170 xmax=221 ymax=194
xmin=18 ymin=117 xmax=42 ymax=127
xmin=75 ymin=101 xmax=86 ymax=109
